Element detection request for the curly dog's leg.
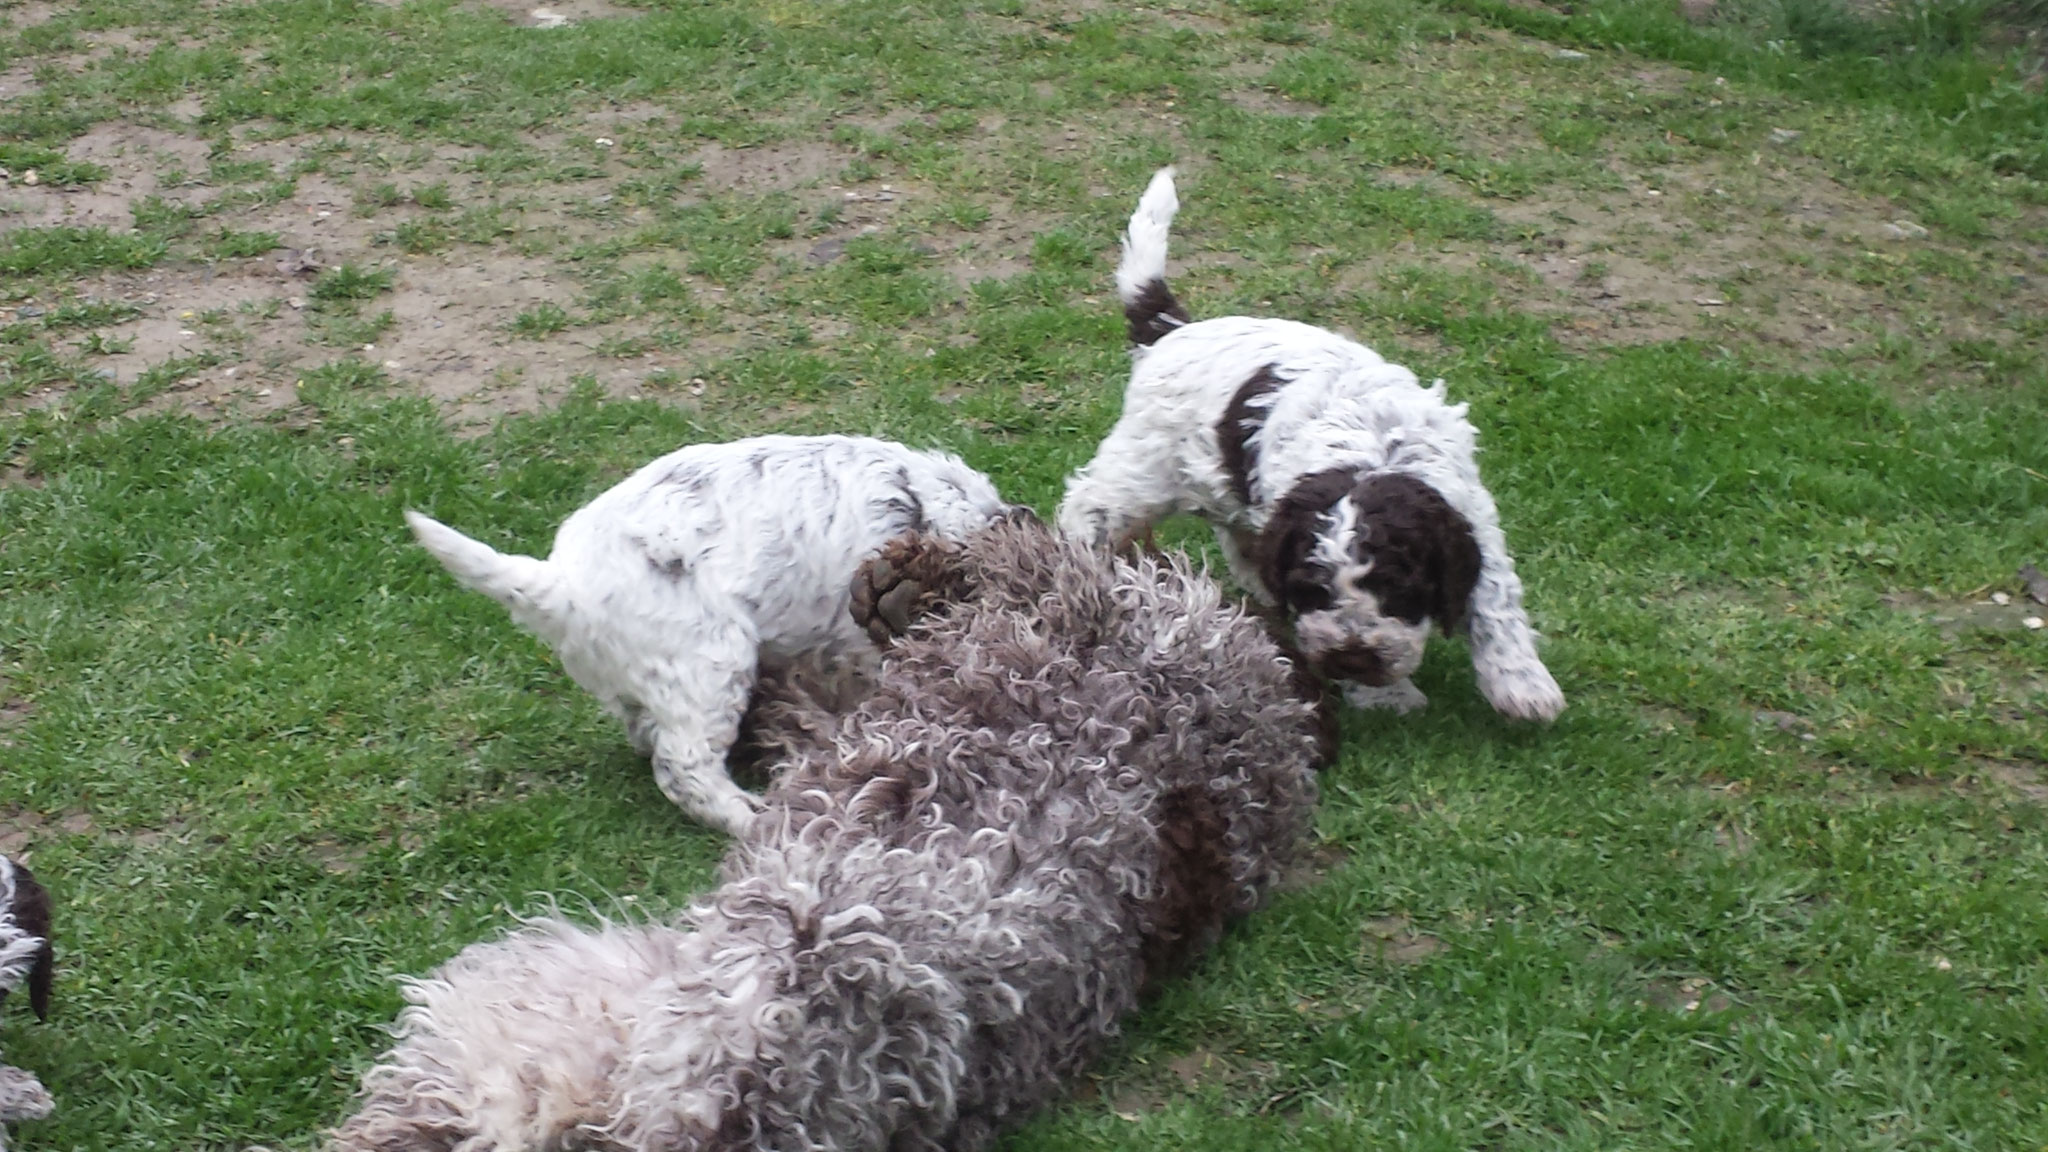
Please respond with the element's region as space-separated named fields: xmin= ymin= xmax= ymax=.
xmin=850 ymin=533 xmax=978 ymax=646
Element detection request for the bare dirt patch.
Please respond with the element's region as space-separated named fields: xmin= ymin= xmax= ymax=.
xmin=691 ymin=140 xmax=849 ymax=194
xmin=1641 ymin=975 xmax=1734 ymax=1014
xmin=1361 ymin=914 xmax=1444 ymax=965
xmin=1880 ymin=590 xmax=2048 ymax=637
xmin=60 ymin=247 xmax=646 ymax=428
xmin=0 ymin=59 xmax=37 ymax=101
xmin=1350 ymin=42 xmax=2048 ymax=380
xmin=1976 ymin=757 xmax=2048 ymax=805
xmin=0 ymin=807 xmax=94 ymax=855
xmin=1222 ymin=87 xmax=1320 ymax=118
xmin=2 ymin=123 xmax=214 ymax=230
xmin=1075 ymin=1045 xmax=1282 ymax=1119
xmin=1385 ymin=153 xmax=2042 ymax=366
xmin=1277 ymin=839 xmax=1350 ymax=893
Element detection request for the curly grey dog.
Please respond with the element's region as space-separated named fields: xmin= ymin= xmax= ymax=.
xmin=332 ymin=514 xmax=1324 ymax=1152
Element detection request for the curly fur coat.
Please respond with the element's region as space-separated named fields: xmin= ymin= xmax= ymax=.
xmin=333 ymin=515 xmax=1324 ymax=1152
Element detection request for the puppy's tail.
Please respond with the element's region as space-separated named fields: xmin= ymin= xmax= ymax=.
xmin=405 ymin=510 xmax=570 ymax=640
xmin=1117 ymin=167 xmax=1193 ymax=347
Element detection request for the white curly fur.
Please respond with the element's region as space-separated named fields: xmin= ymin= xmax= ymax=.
xmin=407 ymin=435 xmax=1014 ymax=835
xmin=1059 ymin=168 xmax=1565 ymax=722
xmin=333 ymin=518 xmax=1323 ymax=1152
xmin=0 ymin=858 xmax=52 ymax=1147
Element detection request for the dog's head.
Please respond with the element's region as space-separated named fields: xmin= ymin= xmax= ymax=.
xmin=1255 ymin=469 xmax=1480 ymax=686
xmin=0 ymin=855 xmax=52 ymax=1022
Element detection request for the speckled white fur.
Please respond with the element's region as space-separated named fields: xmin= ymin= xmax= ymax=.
xmin=407 ymin=435 xmax=1013 ymax=834
xmin=1059 ymin=169 xmax=1564 ymax=722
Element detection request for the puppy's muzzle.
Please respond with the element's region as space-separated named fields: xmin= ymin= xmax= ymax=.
xmin=1315 ymin=644 xmax=1394 ymax=685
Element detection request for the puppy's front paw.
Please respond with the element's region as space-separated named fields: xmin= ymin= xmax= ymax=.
xmin=1477 ymin=659 xmax=1565 ymax=723
xmin=1343 ymin=679 xmax=1430 ymax=714
xmin=850 ymin=534 xmax=973 ymax=646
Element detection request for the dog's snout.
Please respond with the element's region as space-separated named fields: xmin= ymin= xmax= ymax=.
xmin=1316 ymin=645 xmax=1393 ymax=685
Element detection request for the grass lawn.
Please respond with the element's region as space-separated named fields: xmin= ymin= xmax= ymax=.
xmin=3 ymin=0 xmax=2047 ymax=1146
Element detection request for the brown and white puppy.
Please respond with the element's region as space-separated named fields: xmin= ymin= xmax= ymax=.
xmin=0 ymin=855 xmax=54 ymax=1145
xmin=1058 ymin=168 xmax=1563 ymax=721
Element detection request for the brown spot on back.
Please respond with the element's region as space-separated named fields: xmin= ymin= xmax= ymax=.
xmin=1217 ymin=365 xmax=1284 ymax=506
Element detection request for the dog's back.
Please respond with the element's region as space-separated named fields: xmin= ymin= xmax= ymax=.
xmin=411 ymin=435 xmax=1009 ymax=672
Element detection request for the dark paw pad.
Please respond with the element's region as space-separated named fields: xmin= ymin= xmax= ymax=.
xmin=850 ymin=535 xmax=973 ymax=645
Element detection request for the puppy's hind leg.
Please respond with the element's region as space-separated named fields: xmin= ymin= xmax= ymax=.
xmin=643 ymin=647 xmax=764 ymax=836
xmin=1055 ymin=423 xmax=1182 ymax=552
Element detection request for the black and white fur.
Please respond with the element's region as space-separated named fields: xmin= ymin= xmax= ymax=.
xmin=0 ymin=856 xmax=53 ymax=1147
xmin=1058 ymin=168 xmax=1564 ymax=721
xmin=407 ymin=435 xmax=1015 ymax=835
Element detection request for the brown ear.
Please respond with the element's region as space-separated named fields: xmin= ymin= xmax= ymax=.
xmin=1254 ymin=468 xmax=1360 ymax=611
xmin=1432 ymin=516 xmax=1482 ymax=634
xmin=28 ymin=938 xmax=51 ymax=1022
xmin=5 ymin=859 xmax=52 ymax=1021
xmin=1253 ymin=505 xmax=1314 ymax=608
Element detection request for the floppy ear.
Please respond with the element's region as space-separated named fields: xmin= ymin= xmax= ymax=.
xmin=27 ymin=938 xmax=51 ymax=1022
xmin=1431 ymin=515 xmax=1482 ymax=634
xmin=6 ymin=859 xmax=53 ymax=1021
xmin=1254 ymin=468 xmax=1360 ymax=610
xmin=1253 ymin=502 xmax=1318 ymax=608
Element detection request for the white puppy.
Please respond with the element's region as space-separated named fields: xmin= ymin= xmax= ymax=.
xmin=408 ymin=435 xmax=1014 ymax=834
xmin=1058 ymin=169 xmax=1564 ymax=721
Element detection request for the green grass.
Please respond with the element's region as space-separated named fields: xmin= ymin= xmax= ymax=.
xmin=0 ymin=227 xmax=168 ymax=278
xmin=2 ymin=0 xmax=2047 ymax=1147
xmin=308 ymin=264 xmax=396 ymax=303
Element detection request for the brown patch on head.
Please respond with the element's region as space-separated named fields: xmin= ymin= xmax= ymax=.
xmin=1140 ymin=786 xmax=1233 ymax=992
xmin=1253 ymin=469 xmax=1479 ymax=632
xmin=1253 ymin=467 xmax=1361 ymax=615
xmin=1216 ymin=364 xmax=1284 ymax=505
xmin=1277 ymin=643 xmax=1340 ymax=764
xmin=1348 ymin=472 xmax=1481 ymax=631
